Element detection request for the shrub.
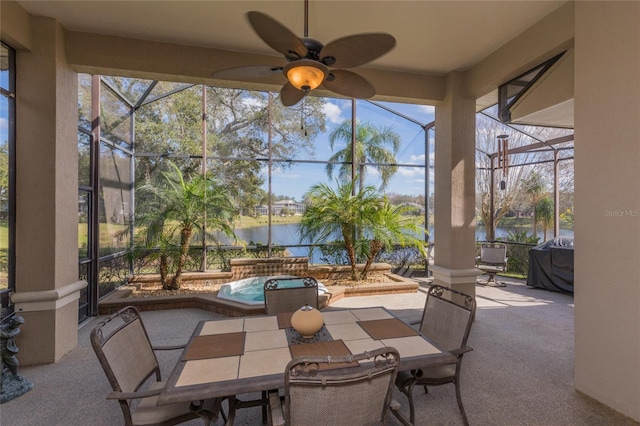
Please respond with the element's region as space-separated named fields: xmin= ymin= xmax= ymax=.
xmin=503 ymin=231 xmax=539 ymax=275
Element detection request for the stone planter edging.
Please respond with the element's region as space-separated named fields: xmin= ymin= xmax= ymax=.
xmin=99 ymin=272 xmax=418 ymax=316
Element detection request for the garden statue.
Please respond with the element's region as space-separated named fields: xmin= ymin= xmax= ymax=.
xmin=1 ymin=315 xmax=33 ymax=403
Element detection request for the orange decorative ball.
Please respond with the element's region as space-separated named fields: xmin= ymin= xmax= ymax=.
xmin=290 ymin=304 xmax=324 ymax=338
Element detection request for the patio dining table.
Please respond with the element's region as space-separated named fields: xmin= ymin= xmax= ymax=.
xmin=158 ymin=307 xmax=456 ymax=423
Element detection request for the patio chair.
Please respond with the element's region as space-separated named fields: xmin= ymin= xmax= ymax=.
xmin=263 ymin=276 xmax=319 ymax=314
xmin=267 ymin=347 xmax=412 ymax=426
xmin=90 ymin=306 xmax=225 ymax=426
xmin=476 ymin=242 xmax=508 ymax=287
xmin=256 ymin=276 xmax=321 ymax=423
xmin=395 ymin=285 xmax=476 ymax=425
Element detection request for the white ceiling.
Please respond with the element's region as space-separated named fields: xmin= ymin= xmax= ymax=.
xmin=17 ymin=0 xmax=567 ymax=76
xmin=16 ymin=0 xmax=574 ymax=127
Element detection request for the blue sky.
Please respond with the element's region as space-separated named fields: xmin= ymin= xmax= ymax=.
xmin=0 ymin=69 xmax=9 ymax=145
xmin=269 ymin=98 xmax=435 ymax=201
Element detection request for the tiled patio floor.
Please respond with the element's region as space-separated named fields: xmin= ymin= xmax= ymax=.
xmin=1 ymin=277 xmax=637 ymax=425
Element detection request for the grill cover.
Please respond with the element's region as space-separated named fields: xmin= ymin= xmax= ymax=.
xmin=526 ymin=236 xmax=574 ymax=293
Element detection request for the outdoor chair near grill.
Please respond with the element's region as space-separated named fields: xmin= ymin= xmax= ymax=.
xmin=267 ymin=347 xmax=413 ymax=426
xmin=263 ymin=276 xmax=319 ymax=314
xmin=90 ymin=305 xmax=226 ymax=426
xmin=476 ymin=242 xmax=508 ymax=287
xmin=395 ymin=285 xmax=476 ymax=426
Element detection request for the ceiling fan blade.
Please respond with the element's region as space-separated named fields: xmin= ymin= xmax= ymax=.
xmin=320 ymin=33 xmax=396 ymax=69
xmin=213 ymin=65 xmax=283 ymax=80
xmin=247 ymin=11 xmax=307 ymax=60
xmin=280 ymin=82 xmax=308 ymax=106
xmin=322 ymin=70 xmax=375 ymax=99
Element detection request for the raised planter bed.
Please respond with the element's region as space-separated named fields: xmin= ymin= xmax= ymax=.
xmin=99 ymin=258 xmax=419 ymax=316
xmin=99 ymin=273 xmax=418 ymax=316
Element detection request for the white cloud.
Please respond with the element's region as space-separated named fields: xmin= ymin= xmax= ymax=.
xmin=366 ymin=167 xmax=380 ymax=177
xmin=322 ymin=102 xmax=343 ymax=124
xmin=271 ymin=166 xmax=285 ymax=175
xmin=397 ymin=168 xmax=423 ymax=177
xmin=270 ymin=166 xmax=301 ymax=179
xmin=418 ymin=105 xmax=434 ymax=113
xmin=407 ymin=153 xmax=435 ymax=163
xmin=241 ymin=96 xmax=263 ymax=109
xmin=399 ymin=153 xmax=434 ymax=166
xmin=0 ymin=118 xmax=7 ymax=131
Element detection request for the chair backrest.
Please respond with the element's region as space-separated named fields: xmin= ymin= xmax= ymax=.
xmin=480 ymin=243 xmax=507 ymax=265
xmin=284 ymin=347 xmax=400 ymax=426
xmin=263 ymin=276 xmax=319 ymax=314
xmin=419 ymin=285 xmax=476 ymax=352
xmin=91 ymin=306 xmax=160 ymax=397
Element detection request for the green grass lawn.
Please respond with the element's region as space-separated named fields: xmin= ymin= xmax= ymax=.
xmin=0 ymin=221 xmax=7 ymax=250
xmin=76 ymin=216 xmax=302 ymax=249
xmin=235 ymin=214 xmax=302 ymax=228
xmin=485 ymin=216 xmax=574 ymax=231
xmin=74 ymin=213 xmax=426 ymax=248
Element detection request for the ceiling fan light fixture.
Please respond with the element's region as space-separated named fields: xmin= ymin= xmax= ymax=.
xmin=284 ymin=59 xmax=328 ymax=92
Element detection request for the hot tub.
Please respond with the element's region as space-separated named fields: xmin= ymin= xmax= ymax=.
xmin=216 ymin=275 xmax=328 ymax=306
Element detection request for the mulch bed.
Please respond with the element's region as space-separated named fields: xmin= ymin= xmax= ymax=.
xmin=128 ymin=275 xmax=396 ymax=298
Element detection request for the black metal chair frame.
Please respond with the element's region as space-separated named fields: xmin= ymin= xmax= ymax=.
xmin=263 ymin=276 xmax=319 ymax=314
xmin=395 ymin=285 xmax=476 ymax=425
xmin=268 ymin=347 xmax=412 ymax=426
xmin=90 ymin=305 xmax=225 ymax=426
xmin=476 ymin=242 xmax=508 ymax=287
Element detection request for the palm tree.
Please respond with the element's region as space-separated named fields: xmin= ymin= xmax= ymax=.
xmin=299 ymin=181 xmax=426 ymax=281
xmin=524 ymin=171 xmax=547 ymax=238
xmin=536 ymin=195 xmax=554 ymax=241
xmin=359 ymin=198 xmax=427 ymax=279
xmin=135 ymin=162 xmax=236 ymax=290
xmin=326 ymin=120 xmax=401 ymax=191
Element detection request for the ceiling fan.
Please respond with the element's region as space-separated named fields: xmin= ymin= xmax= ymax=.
xmin=212 ymin=0 xmax=396 ymax=106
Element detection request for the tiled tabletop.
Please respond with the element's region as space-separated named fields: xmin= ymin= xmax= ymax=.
xmin=160 ymin=307 xmax=455 ymax=404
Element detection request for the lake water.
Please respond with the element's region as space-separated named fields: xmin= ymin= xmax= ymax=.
xmin=219 ymin=223 xmax=574 ymax=262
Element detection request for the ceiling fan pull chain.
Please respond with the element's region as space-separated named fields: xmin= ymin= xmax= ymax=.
xmin=302 ymin=99 xmax=308 ymax=136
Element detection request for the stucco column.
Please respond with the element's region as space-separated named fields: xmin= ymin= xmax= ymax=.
xmin=12 ymin=16 xmax=85 ymax=365
xmin=430 ymin=72 xmax=480 ymax=297
xmin=574 ymin=2 xmax=640 ymax=421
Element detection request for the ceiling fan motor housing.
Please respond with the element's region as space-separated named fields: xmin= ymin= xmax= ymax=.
xmin=217 ymin=9 xmax=396 ymax=106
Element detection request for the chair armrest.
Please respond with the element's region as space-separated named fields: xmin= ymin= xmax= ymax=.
xmin=107 ymin=387 xmax=163 ymax=400
xmin=268 ymin=390 xmax=285 ymax=426
xmin=450 ymin=346 xmax=473 ymax=356
xmin=152 ymin=343 xmax=186 ymax=351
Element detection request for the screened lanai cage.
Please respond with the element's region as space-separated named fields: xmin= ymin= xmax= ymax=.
xmin=76 ymin=75 xmax=435 ymax=319
xmin=0 ymin=43 xmax=16 ymax=320
xmin=75 ymin=75 xmax=573 ymax=320
xmin=475 ymin=107 xmax=574 ymax=276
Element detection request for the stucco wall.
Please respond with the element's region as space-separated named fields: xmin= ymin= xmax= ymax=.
xmin=6 ymin=4 xmax=83 ymax=364
xmin=574 ymin=1 xmax=640 ymax=421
